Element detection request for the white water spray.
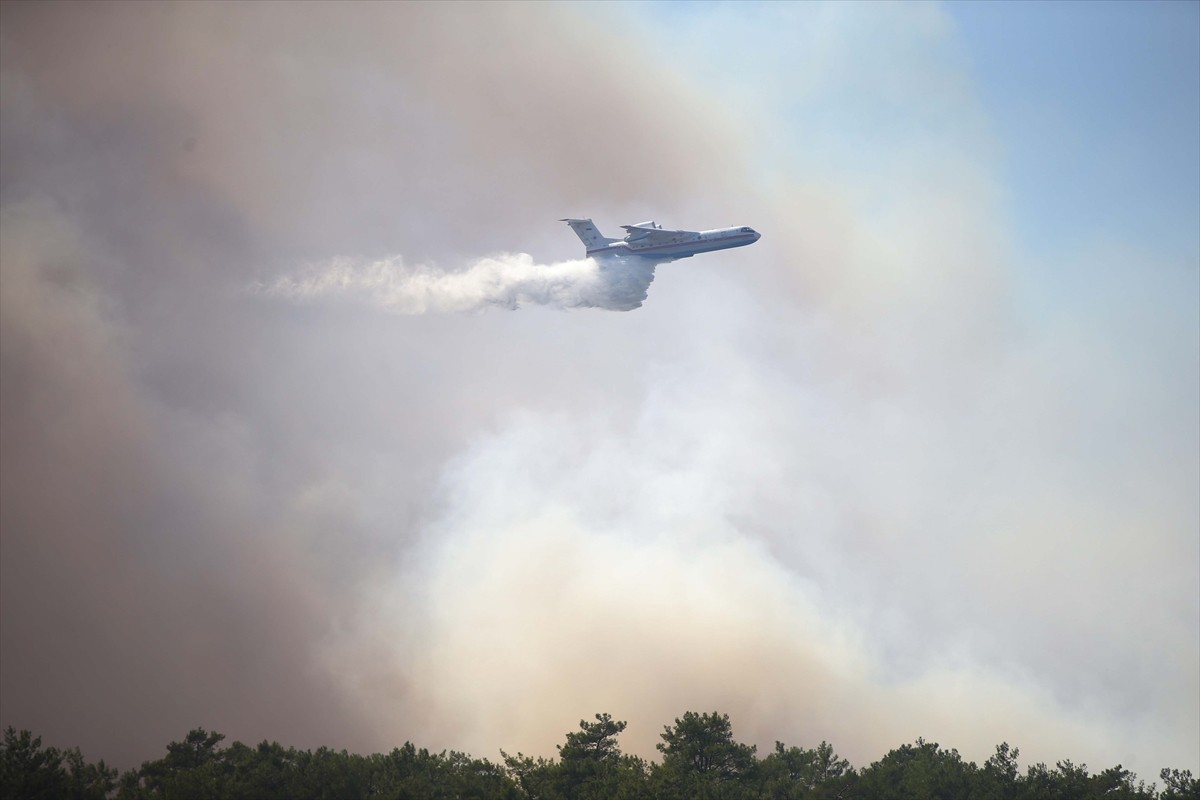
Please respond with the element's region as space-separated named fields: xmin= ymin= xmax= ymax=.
xmin=264 ymin=252 xmax=657 ymax=313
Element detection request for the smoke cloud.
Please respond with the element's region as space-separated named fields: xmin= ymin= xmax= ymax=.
xmin=264 ymin=253 xmax=657 ymax=313
xmin=1 ymin=0 xmax=1195 ymax=785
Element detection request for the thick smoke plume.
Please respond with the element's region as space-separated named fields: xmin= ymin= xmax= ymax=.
xmin=2 ymin=0 xmax=1195 ymax=782
xmin=265 ymin=253 xmax=657 ymax=313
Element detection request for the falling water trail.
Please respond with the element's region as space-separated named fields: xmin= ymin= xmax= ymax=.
xmin=263 ymin=252 xmax=657 ymax=313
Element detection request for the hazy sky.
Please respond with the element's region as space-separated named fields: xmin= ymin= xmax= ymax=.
xmin=1 ymin=0 xmax=1197 ymax=783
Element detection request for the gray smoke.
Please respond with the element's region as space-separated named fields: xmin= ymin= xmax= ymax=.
xmin=264 ymin=253 xmax=657 ymax=313
xmin=2 ymin=0 xmax=1195 ymax=783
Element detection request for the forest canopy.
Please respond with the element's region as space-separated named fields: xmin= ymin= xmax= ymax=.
xmin=2 ymin=712 xmax=1196 ymax=800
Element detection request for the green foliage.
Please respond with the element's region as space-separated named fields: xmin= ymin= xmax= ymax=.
xmin=0 ymin=726 xmax=117 ymax=800
xmin=1 ymin=714 xmax=1193 ymax=800
xmin=501 ymin=750 xmax=562 ymax=800
xmin=114 ymin=728 xmax=518 ymax=799
xmin=1018 ymin=759 xmax=1157 ymax=800
xmin=656 ymin=711 xmax=757 ymax=779
xmin=652 ymin=711 xmax=759 ymax=799
xmin=974 ymin=742 xmax=1021 ymax=800
xmin=856 ymin=738 xmax=976 ymax=800
xmin=1159 ymin=769 xmax=1200 ymax=800
xmin=758 ymin=740 xmax=852 ymax=799
xmin=558 ymin=713 xmax=624 ymax=765
xmin=503 ymin=714 xmax=647 ymax=800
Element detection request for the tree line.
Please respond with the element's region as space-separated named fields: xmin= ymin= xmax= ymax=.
xmin=2 ymin=711 xmax=1196 ymax=799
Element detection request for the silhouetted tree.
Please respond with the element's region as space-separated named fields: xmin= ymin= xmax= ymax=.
xmin=503 ymin=714 xmax=647 ymax=800
xmin=0 ymin=727 xmax=116 ymax=800
xmin=653 ymin=711 xmax=758 ymax=799
xmin=3 ymin=714 xmax=1193 ymax=800
xmin=857 ymin=739 xmax=975 ymax=800
xmin=1159 ymin=768 xmax=1200 ymax=800
xmin=759 ymin=739 xmax=853 ymax=799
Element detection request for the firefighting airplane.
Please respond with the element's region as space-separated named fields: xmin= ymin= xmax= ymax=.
xmin=561 ymin=218 xmax=760 ymax=262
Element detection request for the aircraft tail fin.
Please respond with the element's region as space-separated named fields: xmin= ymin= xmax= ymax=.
xmin=560 ymin=218 xmax=617 ymax=251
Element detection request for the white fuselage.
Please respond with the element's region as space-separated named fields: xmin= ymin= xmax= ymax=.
xmin=587 ymin=226 xmax=761 ymax=261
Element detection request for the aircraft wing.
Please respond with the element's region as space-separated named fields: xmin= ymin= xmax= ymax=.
xmin=621 ymin=224 xmax=686 ymax=246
